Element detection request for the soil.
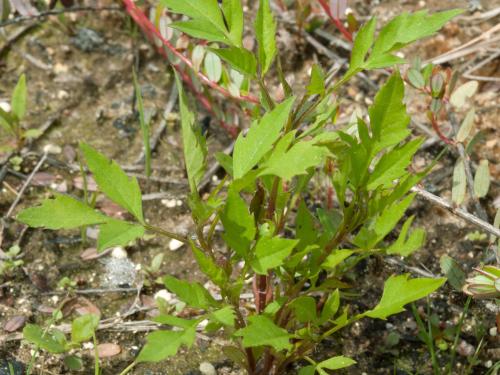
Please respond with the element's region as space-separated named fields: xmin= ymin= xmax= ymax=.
xmin=0 ymin=0 xmax=499 ymax=374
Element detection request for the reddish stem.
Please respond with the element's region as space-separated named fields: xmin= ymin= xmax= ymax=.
xmin=429 ymin=112 xmax=455 ymax=145
xmin=121 ymin=0 xmax=259 ymax=105
xmin=316 ymin=0 xmax=353 ymax=42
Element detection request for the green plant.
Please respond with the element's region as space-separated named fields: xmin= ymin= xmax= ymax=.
xmin=0 ymin=74 xmax=42 ymax=151
xmin=23 ymin=312 xmax=100 ymax=374
xmin=16 ymin=3 xmax=464 ymax=374
xmin=0 ymin=245 xmax=24 ymax=278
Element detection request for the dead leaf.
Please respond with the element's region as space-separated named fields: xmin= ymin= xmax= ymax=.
xmin=32 ymin=172 xmax=57 ymax=186
xmin=73 ymin=175 xmax=98 ymax=191
xmin=98 ymin=199 xmax=126 ymax=218
xmin=3 ymin=316 xmax=26 ymax=332
xmin=74 ymin=297 xmax=101 ymax=317
xmin=96 ymin=343 xmax=121 ymax=358
xmin=80 ymin=248 xmax=100 ymax=261
xmin=9 ymin=0 xmax=38 ymax=16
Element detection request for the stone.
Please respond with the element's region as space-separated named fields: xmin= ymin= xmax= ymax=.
xmin=199 ymin=362 xmax=216 ymax=375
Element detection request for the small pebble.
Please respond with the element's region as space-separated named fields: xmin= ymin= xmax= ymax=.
xmin=111 ymin=247 xmax=128 ymax=259
xmin=154 ymin=289 xmax=173 ymax=303
xmin=0 ymin=101 xmax=11 ymax=112
xmin=169 ymin=239 xmax=184 ymax=251
xmin=489 ymin=327 xmax=497 ymax=336
xmin=43 ymin=144 xmax=62 ymax=154
xmin=199 ymin=362 xmax=216 ymax=375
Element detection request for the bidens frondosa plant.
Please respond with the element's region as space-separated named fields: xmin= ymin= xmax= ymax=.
xmin=17 ymin=2 xmax=463 ymax=374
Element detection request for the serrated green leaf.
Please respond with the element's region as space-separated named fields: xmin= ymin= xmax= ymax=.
xmin=353 ymin=194 xmax=416 ymax=249
xmin=450 ymin=80 xmax=478 ymax=108
xmin=161 ymin=0 xmax=231 ymax=44
xmin=209 ymin=47 xmax=257 ymax=76
xmin=363 ymin=274 xmax=446 ymax=319
xmin=191 ymin=243 xmax=227 ymax=287
xmin=80 ymin=143 xmax=144 ymax=222
xmin=367 ymin=138 xmax=423 ymax=190
xmin=233 ymin=97 xmax=294 ymax=179
xmin=473 ymin=159 xmax=490 ymax=198
xmin=321 ymin=249 xmax=353 ymax=270
xmin=452 ymin=158 xmax=466 ymax=204
xmin=235 ymin=315 xmax=292 ymax=351
xmin=163 ymin=275 xmax=217 ymax=309
xmin=251 ymin=236 xmax=298 ymax=274
xmin=255 ymin=0 xmax=277 ymax=75
xmin=307 ymin=64 xmax=325 ymax=95
xmin=456 ymin=108 xmax=475 ymax=142
xmin=71 ymin=314 xmax=99 ymax=343
xmin=317 ymin=356 xmax=356 ymax=371
xmin=439 ymin=255 xmax=465 ymax=292
xmin=23 ymin=324 xmax=68 ymax=354
xmin=296 ymin=200 xmax=317 ymax=251
xmin=154 ymin=315 xmax=199 ymax=329
xmin=319 ymin=289 xmax=340 ymax=324
xmin=210 ymin=306 xmax=235 ymax=327
xmin=174 ymin=72 xmax=207 ymax=192
xmin=349 ymin=17 xmax=376 ymax=70
xmin=386 ymin=216 xmax=426 ymax=257
xmin=220 ymin=187 xmax=256 ymax=257
xmin=169 ymin=19 xmax=228 ymax=44
xmin=17 ymin=194 xmax=108 ymax=229
xmin=11 ymin=74 xmax=26 ymax=120
xmin=369 ymin=73 xmax=411 ymax=152
xmin=222 ymin=0 xmax=243 ymax=47
xmin=97 ymin=219 xmax=145 ymax=252
xmin=369 ymin=10 xmax=463 ymax=64
xmin=289 ymin=296 xmax=317 ymax=323
xmin=259 ymin=137 xmax=328 ymax=181
xmin=136 ymin=328 xmax=195 ymax=363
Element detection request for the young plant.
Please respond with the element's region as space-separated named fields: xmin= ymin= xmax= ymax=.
xmin=0 ymin=74 xmax=42 ymax=151
xmin=23 ymin=313 xmax=100 ymax=374
xmin=17 ymin=2 xmax=463 ymax=374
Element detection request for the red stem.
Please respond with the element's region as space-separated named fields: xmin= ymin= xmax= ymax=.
xmin=316 ymin=0 xmax=353 ymax=42
xmin=429 ymin=112 xmax=455 ymax=145
xmin=122 ymin=0 xmax=259 ymax=105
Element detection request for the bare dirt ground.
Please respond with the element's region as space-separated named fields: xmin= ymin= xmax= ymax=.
xmin=0 ymin=0 xmax=499 ymax=374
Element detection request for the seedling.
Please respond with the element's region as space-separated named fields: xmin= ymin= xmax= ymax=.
xmin=16 ymin=2 xmax=464 ymax=374
xmin=0 ymin=75 xmax=42 ymax=151
xmin=23 ymin=313 xmax=100 ymax=375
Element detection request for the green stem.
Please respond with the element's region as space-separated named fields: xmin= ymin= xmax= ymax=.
xmin=118 ymin=361 xmax=137 ymax=375
xmin=144 ymin=224 xmax=189 ymax=244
